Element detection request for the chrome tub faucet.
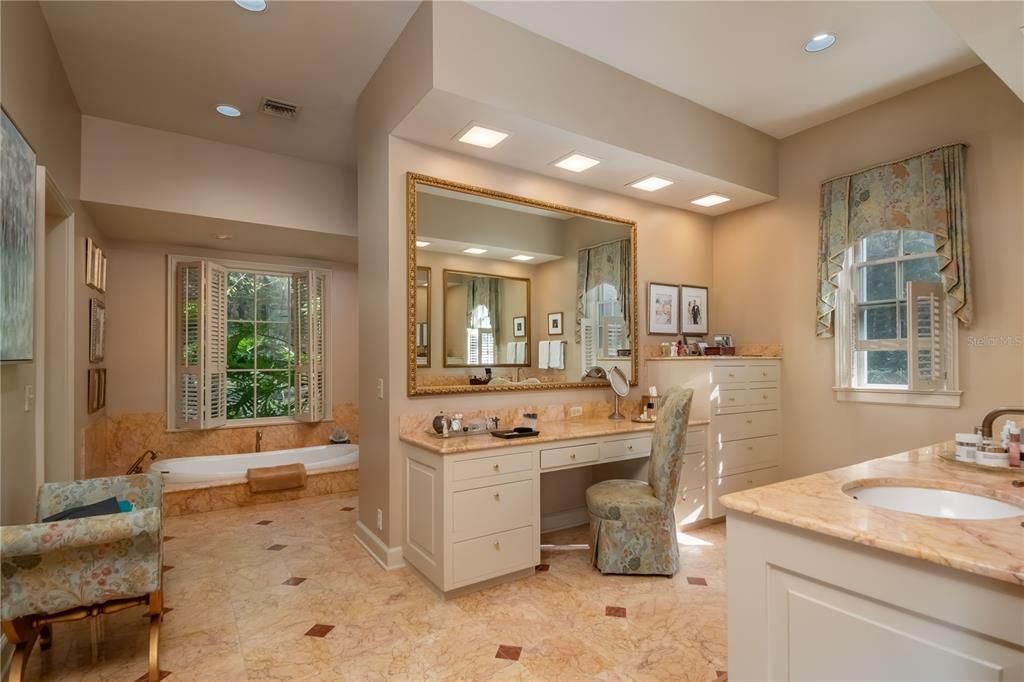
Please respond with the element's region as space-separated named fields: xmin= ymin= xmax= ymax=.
xmin=256 ymin=430 xmax=264 ymax=453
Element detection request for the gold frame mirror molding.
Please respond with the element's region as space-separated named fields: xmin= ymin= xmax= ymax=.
xmin=406 ymin=172 xmax=638 ymax=396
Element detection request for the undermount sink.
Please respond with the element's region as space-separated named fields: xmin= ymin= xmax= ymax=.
xmin=845 ymin=484 xmax=1024 ymax=520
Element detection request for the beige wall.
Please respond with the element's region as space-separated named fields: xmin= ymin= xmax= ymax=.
xmin=103 ymin=241 xmax=359 ymax=415
xmin=80 ymin=116 xmax=356 ymax=237
xmin=1 ymin=0 xmax=108 ymax=522
xmin=712 ymin=65 xmax=1024 ymax=479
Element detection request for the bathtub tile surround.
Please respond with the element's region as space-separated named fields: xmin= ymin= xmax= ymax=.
xmin=162 ymin=468 xmax=359 ymax=517
xmin=87 ymin=403 xmax=359 ymax=477
xmin=21 ymin=493 xmax=727 ymax=681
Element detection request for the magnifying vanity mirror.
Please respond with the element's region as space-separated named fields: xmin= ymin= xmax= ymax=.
xmin=608 ymin=366 xmax=630 ymax=420
xmin=407 ymin=173 xmax=637 ymax=396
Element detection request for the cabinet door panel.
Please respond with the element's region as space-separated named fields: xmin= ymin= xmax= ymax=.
xmin=452 ymin=480 xmax=534 ymax=541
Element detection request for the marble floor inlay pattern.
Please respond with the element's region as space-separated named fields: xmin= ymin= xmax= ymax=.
xmin=24 ymin=493 xmax=727 ymax=681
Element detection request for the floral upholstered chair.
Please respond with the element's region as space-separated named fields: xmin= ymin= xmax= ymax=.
xmin=586 ymin=387 xmax=694 ymax=575
xmin=0 ymin=472 xmax=164 ymax=682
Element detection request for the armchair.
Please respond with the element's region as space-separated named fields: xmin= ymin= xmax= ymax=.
xmin=1 ymin=472 xmax=164 ymax=682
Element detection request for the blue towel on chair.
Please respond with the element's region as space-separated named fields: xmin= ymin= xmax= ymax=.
xmin=42 ymin=497 xmax=130 ymax=522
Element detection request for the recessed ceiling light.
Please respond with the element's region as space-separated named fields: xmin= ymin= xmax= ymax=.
xmin=691 ymin=193 xmax=731 ymax=207
xmin=456 ymin=123 xmax=509 ymax=149
xmin=416 ymin=240 xmax=431 ymax=248
xmin=510 ymin=254 xmax=535 ymax=261
xmin=629 ymin=176 xmax=674 ymax=192
xmin=216 ymin=104 xmax=241 ymax=118
xmin=214 ymin=234 xmax=232 ymax=240
xmin=463 ymin=247 xmax=487 ymax=255
xmin=553 ymin=152 xmax=601 ymax=173
xmin=233 ymin=0 xmax=267 ymax=12
xmin=804 ymin=32 xmax=837 ymax=53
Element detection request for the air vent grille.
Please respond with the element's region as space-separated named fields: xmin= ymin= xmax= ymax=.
xmin=260 ymin=98 xmax=300 ymax=120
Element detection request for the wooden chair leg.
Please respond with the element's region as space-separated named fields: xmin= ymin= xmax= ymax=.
xmin=3 ymin=618 xmax=41 ymax=682
xmin=147 ymin=591 xmax=163 ymax=681
xmin=40 ymin=623 xmax=53 ymax=650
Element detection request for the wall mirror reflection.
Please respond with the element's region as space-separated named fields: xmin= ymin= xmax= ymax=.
xmin=407 ymin=173 xmax=637 ymax=395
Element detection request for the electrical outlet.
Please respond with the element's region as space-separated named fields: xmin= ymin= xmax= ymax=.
xmin=24 ymin=385 xmax=34 ymax=412
xmin=570 ymin=405 xmax=583 ymax=417
xmin=376 ymin=508 xmax=383 ymax=531
xmin=376 ymin=378 xmax=384 ymax=400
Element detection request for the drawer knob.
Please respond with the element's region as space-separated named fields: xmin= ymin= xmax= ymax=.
xmin=570 ymin=453 xmax=577 ymax=460
xmin=762 ymin=394 xmax=768 ymax=399
xmin=762 ymin=371 xmax=768 ymax=376
xmin=493 ymin=541 xmax=501 ymax=550
xmin=494 ymin=493 xmax=501 ymax=501
xmin=747 ymin=446 xmax=753 ymax=451
xmin=746 ymin=419 xmax=753 ymax=424
xmin=728 ymin=397 xmax=735 ymax=402
xmin=627 ymin=445 xmax=633 ymax=450
xmin=493 ymin=464 xmax=500 ymax=471
xmin=728 ymin=373 xmax=735 ymax=377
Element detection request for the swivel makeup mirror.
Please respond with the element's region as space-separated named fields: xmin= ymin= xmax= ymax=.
xmin=608 ymin=366 xmax=629 ymax=420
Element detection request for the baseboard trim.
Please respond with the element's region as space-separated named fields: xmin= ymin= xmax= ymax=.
xmin=541 ymin=507 xmax=589 ymax=533
xmin=354 ymin=521 xmax=404 ymax=570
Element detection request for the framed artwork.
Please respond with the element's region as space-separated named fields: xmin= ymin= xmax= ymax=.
xmin=547 ymin=312 xmax=563 ymax=336
xmin=513 ymin=316 xmax=526 ymax=337
xmin=714 ymin=334 xmax=733 ymax=348
xmin=89 ymin=298 xmax=106 ymax=362
xmin=1 ymin=108 xmax=37 ymax=363
xmin=87 ymin=368 xmax=106 ymax=413
xmin=680 ymin=285 xmax=709 ymax=335
xmin=86 ymin=238 xmax=107 ymax=292
xmin=647 ymin=282 xmax=679 ymax=335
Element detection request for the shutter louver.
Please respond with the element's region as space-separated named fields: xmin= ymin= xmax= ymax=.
xmin=581 ymin=318 xmax=597 ymax=377
xmin=204 ymin=263 xmax=228 ymax=428
xmin=293 ymin=271 xmax=327 ymax=422
xmin=907 ymin=281 xmax=946 ymax=391
xmin=175 ymin=262 xmax=203 ymax=430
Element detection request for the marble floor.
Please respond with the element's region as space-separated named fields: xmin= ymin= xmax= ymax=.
xmin=26 ymin=493 xmax=728 ymax=681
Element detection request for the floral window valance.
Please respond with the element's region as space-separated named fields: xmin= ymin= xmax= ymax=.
xmin=816 ymin=143 xmax=972 ymax=337
xmin=575 ymin=239 xmax=632 ymax=343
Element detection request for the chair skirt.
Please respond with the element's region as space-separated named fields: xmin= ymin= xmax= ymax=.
xmin=588 ymin=512 xmax=679 ymax=576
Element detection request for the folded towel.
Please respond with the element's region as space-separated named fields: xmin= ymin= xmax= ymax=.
xmin=538 ymin=341 xmax=550 ymax=369
xmin=42 ymin=497 xmax=129 ymax=522
xmin=515 ymin=342 xmax=526 ymax=364
xmin=247 ymin=463 xmax=307 ymax=493
xmin=548 ymin=340 xmax=565 ymax=369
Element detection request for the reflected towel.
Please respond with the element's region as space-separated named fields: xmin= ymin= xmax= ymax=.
xmin=548 ymin=341 xmax=565 ymax=370
xmin=247 ymin=463 xmax=307 ymax=493
xmin=506 ymin=342 xmax=517 ymax=364
xmin=538 ymin=341 xmax=550 ymax=369
xmin=515 ymin=342 xmax=526 ymax=364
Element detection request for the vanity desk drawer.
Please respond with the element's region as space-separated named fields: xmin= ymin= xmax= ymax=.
xmin=712 ymin=365 xmax=746 ymax=385
xmin=452 ymin=480 xmax=533 ymax=541
xmin=716 ymin=410 xmax=779 ymax=442
xmin=453 ymin=451 xmax=533 ymax=482
xmin=714 ymin=389 xmax=748 ymax=413
xmin=452 ymin=525 xmax=535 ymax=586
xmin=746 ymin=387 xmax=778 ymax=408
xmin=713 ymin=435 xmax=780 ymax=476
xmin=746 ymin=364 xmax=780 ymax=384
xmin=600 ymin=436 xmax=651 ymax=462
xmin=540 ymin=443 xmax=599 ymax=470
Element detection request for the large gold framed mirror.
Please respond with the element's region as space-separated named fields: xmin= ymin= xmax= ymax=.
xmin=407 ymin=173 xmax=637 ymax=396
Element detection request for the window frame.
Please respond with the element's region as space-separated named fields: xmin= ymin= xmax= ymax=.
xmin=833 ymin=233 xmax=961 ymax=408
xmin=165 ymin=254 xmax=332 ymax=431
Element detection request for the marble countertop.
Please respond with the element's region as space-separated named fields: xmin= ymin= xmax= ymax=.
xmin=646 ymin=355 xmax=782 ymax=361
xmin=720 ymin=441 xmax=1024 ymax=585
xmin=401 ymin=417 xmax=711 ymax=455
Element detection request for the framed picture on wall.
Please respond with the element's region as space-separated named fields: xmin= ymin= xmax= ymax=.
xmin=87 ymin=368 xmax=106 ymax=413
xmin=680 ymin=285 xmax=709 ymax=335
xmin=86 ymin=238 xmax=107 ymax=292
xmin=647 ymin=282 xmax=679 ymax=335
xmin=89 ymin=298 xmax=105 ymax=362
xmin=513 ymin=316 xmax=526 ymax=337
xmin=547 ymin=312 xmax=563 ymax=335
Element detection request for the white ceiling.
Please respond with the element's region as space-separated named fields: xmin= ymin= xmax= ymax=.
xmin=40 ymin=1 xmax=419 ymax=168
xmin=473 ymin=1 xmax=981 ymax=138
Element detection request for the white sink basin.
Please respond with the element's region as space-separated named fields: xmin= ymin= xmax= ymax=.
xmin=847 ymin=485 xmax=1024 ymax=520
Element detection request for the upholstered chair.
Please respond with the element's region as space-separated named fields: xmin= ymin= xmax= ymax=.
xmin=0 ymin=472 xmax=164 ymax=682
xmin=586 ymin=387 xmax=694 ymax=575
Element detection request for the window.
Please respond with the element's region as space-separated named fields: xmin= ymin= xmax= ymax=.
xmin=169 ymin=257 xmax=328 ymax=430
xmin=581 ymin=283 xmax=628 ymax=374
xmin=835 ymin=230 xmax=960 ymax=407
xmin=466 ymin=304 xmax=495 ymax=365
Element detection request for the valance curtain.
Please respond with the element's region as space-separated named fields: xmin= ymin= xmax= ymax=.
xmin=466 ymin=276 xmax=501 ymax=341
xmin=816 ymin=143 xmax=972 ymax=337
xmin=575 ymin=239 xmax=632 ymax=343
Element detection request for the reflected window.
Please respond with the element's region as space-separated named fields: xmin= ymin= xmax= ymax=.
xmin=467 ymin=304 xmax=495 ymax=365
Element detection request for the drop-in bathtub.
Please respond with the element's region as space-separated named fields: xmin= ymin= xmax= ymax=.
xmin=152 ymin=443 xmax=358 ymax=485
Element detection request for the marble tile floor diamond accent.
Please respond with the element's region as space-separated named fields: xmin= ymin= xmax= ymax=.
xmin=305 ymin=624 xmax=335 ymax=638
xmin=687 ymin=576 xmax=708 ymax=586
xmin=605 ymin=606 xmax=627 ymax=617
xmin=282 ymin=577 xmax=307 ymax=586
xmin=25 ymin=493 xmax=728 ymax=680
xmin=495 ymin=645 xmax=522 ymax=661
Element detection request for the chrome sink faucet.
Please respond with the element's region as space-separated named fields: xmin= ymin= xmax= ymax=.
xmin=256 ymin=430 xmax=264 ymax=453
xmin=980 ymin=407 xmax=1024 ymax=439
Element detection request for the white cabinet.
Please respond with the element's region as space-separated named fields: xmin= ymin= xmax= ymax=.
xmin=648 ymin=357 xmax=782 ymax=520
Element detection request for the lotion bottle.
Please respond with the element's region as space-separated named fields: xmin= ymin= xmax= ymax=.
xmin=1009 ymin=426 xmax=1021 ymax=468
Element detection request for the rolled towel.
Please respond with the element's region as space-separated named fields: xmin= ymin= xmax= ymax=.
xmin=247 ymin=463 xmax=307 ymax=493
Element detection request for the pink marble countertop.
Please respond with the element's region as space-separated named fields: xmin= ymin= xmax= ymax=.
xmin=646 ymin=356 xmax=782 ymax=361
xmin=720 ymin=441 xmax=1024 ymax=585
xmin=401 ymin=417 xmax=711 ymax=456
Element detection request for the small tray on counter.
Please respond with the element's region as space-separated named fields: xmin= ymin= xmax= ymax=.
xmin=490 ymin=428 xmax=541 ymax=440
xmin=937 ymin=449 xmax=1022 ymax=473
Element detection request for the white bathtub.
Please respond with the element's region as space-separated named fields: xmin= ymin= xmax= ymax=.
xmin=152 ymin=444 xmax=358 ymax=485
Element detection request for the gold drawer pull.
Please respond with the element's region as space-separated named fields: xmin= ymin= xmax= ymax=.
xmin=746 ymin=419 xmax=753 ymax=424
xmin=493 ymin=541 xmax=501 ymax=550
xmin=493 ymin=464 xmax=500 ymax=471
xmin=570 ymin=453 xmax=577 ymax=460
xmin=626 ymin=445 xmax=633 ymax=450
xmin=761 ymin=371 xmax=768 ymax=376
xmin=762 ymin=394 xmax=768 ymax=399
xmin=728 ymin=373 xmax=735 ymax=378
xmin=728 ymin=397 xmax=735 ymax=402
xmin=494 ymin=493 xmax=501 ymax=501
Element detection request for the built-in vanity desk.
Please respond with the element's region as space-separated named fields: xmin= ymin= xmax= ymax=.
xmin=400 ymin=417 xmax=709 ymax=595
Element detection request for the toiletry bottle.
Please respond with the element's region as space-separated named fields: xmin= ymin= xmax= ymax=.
xmin=441 ymin=411 xmax=449 ymax=438
xmin=1009 ymin=426 xmax=1021 ymax=468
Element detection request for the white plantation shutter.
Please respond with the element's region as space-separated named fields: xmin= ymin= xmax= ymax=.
xmin=293 ymin=270 xmax=327 ymax=422
xmin=174 ymin=261 xmax=227 ymax=430
xmin=907 ymin=281 xmax=947 ymax=391
xmin=581 ymin=318 xmax=597 ymax=376
xmin=204 ymin=263 xmax=228 ymax=428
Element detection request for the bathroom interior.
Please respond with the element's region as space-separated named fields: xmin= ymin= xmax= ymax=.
xmin=0 ymin=0 xmax=1022 ymax=680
